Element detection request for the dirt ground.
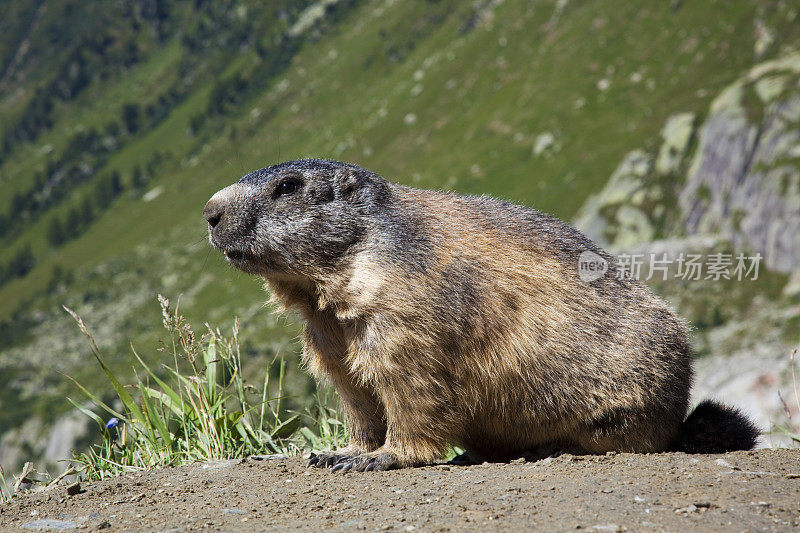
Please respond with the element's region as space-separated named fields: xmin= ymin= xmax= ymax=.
xmin=1 ymin=450 xmax=798 ymax=532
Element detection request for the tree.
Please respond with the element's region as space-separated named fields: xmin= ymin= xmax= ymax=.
xmin=47 ymin=215 xmax=67 ymax=246
xmin=6 ymin=244 xmax=35 ymax=279
xmin=110 ymin=171 xmax=123 ymax=197
xmin=94 ymin=177 xmax=112 ymax=209
xmin=122 ymin=103 xmax=141 ymax=134
xmin=66 ymin=206 xmax=83 ymax=233
xmin=94 ymin=172 xmax=123 ymax=209
xmin=47 ymin=264 xmax=64 ymax=292
xmin=80 ymin=197 xmax=94 ymax=227
xmin=131 ymin=166 xmax=145 ymax=189
xmin=10 ymin=190 xmax=29 ymax=218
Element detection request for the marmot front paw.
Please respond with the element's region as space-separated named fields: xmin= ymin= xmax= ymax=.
xmin=330 ymin=450 xmax=403 ymax=473
xmin=307 ymin=446 xmax=367 ymax=468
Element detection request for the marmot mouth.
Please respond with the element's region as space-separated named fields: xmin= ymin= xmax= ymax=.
xmin=222 ymin=248 xmax=271 ymax=275
xmin=223 ymin=250 xmax=248 ymax=262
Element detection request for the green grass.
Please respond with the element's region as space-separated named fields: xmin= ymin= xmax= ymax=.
xmin=0 ymin=288 xmax=466 ymax=496
xmin=62 ymin=295 xmax=346 ymax=482
xmin=0 ymin=465 xmax=10 ymax=504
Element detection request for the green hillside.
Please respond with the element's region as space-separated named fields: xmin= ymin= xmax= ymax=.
xmin=1 ymin=0 xmax=799 ymax=474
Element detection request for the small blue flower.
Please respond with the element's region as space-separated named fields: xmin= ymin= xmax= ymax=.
xmin=106 ymin=418 xmax=120 ymax=430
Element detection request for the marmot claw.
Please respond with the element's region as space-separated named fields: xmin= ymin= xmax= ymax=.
xmin=331 ymin=452 xmax=400 ymax=473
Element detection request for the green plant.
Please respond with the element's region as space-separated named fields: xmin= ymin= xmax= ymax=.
xmin=64 ymin=295 xmax=323 ymax=481
xmin=297 ymin=388 xmax=348 ymax=454
xmin=0 ymin=465 xmax=10 ymax=504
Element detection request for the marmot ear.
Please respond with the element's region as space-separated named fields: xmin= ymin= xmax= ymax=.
xmin=333 ymin=168 xmax=363 ymax=200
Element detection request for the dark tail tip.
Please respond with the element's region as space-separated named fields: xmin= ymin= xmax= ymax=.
xmin=673 ymin=399 xmax=760 ymax=453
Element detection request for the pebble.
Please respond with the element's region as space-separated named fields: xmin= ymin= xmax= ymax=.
xmin=21 ymin=519 xmax=78 ymax=530
xmin=66 ymin=483 xmax=82 ymax=496
xmin=591 ymin=524 xmax=622 ymax=532
xmin=715 ymin=459 xmax=740 ymax=471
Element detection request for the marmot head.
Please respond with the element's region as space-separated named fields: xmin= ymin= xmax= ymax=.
xmin=204 ymin=159 xmax=387 ymax=279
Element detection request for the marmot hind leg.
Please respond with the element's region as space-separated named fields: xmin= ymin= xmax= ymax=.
xmin=454 ymin=443 xmax=585 ymax=465
xmin=575 ymin=407 xmax=683 ymax=453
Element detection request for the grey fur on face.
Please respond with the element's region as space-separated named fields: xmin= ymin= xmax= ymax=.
xmin=205 ymin=159 xmax=381 ymax=277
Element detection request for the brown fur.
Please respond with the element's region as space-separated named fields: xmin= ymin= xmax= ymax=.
xmin=204 ymin=159 xmax=756 ymax=471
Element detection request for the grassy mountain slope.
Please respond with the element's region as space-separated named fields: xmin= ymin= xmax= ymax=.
xmin=1 ymin=0 xmax=799 ymax=472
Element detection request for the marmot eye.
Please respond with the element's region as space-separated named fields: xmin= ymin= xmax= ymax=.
xmin=275 ymin=179 xmax=300 ymax=197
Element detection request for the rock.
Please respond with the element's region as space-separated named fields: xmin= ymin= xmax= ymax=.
xmin=714 ymin=458 xmax=740 ymax=471
xmin=613 ymin=206 xmax=655 ymax=249
xmin=782 ymin=271 xmax=800 ymax=297
xmin=66 ymin=482 xmax=82 ymax=496
xmin=200 ymin=459 xmax=242 ymax=470
xmin=250 ymin=454 xmax=288 ymax=461
xmin=754 ymin=75 xmax=790 ymax=103
xmin=753 ymin=19 xmax=775 ymax=59
xmin=574 ymin=150 xmax=653 ymax=248
xmin=655 ymin=112 xmax=695 ymax=175
xmin=532 ymin=132 xmax=560 ymax=157
xmin=591 ymin=524 xmax=623 ymax=532
xmin=679 ymin=51 xmax=800 ymax=274
xmin=693 ymin=341 xmax=799 ymax=446
xmin=21 ymin=519 xmax=78 ymax=530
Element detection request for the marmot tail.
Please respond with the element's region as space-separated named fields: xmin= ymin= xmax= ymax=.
xmin=673 ymin=399 xmax=760 ymax=453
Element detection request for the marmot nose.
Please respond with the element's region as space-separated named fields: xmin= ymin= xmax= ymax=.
xmin=203 ymin=199 xmax=223 ymax=228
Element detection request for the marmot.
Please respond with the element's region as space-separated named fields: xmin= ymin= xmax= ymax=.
xmin=203 ymin=159 xmax=759 ymax=471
